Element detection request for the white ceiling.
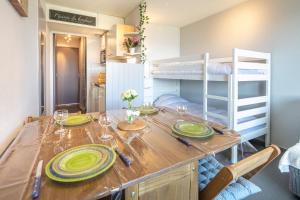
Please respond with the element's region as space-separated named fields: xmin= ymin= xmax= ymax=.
xmin=46 ymin=0 xmax=249 ymax=27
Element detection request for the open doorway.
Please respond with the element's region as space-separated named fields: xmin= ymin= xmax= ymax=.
xmin=54 ymin=34 xmax=87 ymax=113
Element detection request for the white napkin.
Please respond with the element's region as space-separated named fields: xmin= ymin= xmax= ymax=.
xmin=279 ymin=142 xmax=300 ymax=173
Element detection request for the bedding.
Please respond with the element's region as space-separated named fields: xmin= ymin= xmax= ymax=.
xmin=154 ymin=94 xmax=265 ymax=136
xmin=152 ymin=63 xmax=265 ymax=76
xmin=154 ymin=94 xmax=227 ymax=124
xmin=279 ymin=142 xmax=300 ymax=173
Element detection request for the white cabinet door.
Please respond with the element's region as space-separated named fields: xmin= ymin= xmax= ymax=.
xmin=106 ymin=62 xmax=144 ymax=110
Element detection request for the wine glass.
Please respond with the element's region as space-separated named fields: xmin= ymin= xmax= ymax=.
xmin=54 ymin=109 xmax=68 ymax=136
xmin=142 ymin=102 xmax=152 ymax=119
xmin=98 ymin=115 xmax=113 ymax=141
xmin=176 ymin=105 xmax=187 ymax=121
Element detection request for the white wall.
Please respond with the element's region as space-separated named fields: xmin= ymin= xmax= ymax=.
xmin=180 ymin=0 xmax=300 ymax=148
xmin=0 ymin=0 xmax=39 ymax=152
xmin=125 ymin=8 xmax=180 ymax=102
xmin=145 ymin=24 xmax=180 ymax=101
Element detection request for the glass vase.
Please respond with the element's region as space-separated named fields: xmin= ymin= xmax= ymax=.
xmin=127 ymin=101 xmax=134 ymax=124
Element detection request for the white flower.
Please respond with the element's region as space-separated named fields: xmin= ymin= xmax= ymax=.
xmin=121 ymin=89 xmax=138 ymax=102
xmin=129 ymin=89 xmax=138 ymax=97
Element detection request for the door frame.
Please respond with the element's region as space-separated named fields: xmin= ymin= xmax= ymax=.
xmin=39 ymin=31 xmax=46 ymax=115
xmin=48 ymin=31 xmax=87 ymax=113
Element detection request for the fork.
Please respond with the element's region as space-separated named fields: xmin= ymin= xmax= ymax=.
xmin=111 ymin=139 xmax=132 ymax=167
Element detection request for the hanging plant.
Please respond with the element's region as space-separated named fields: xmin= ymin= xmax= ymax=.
xmin=138 ymin=0 xmax=150 ymax=64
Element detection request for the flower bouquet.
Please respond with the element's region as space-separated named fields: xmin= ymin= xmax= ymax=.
xmin=121 ymin=89 xmax=140 ymax=123
xmin=123 ymin=37 xmax=140 ymax=54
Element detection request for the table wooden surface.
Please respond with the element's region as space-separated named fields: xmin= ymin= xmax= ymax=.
xmin=0 ymin=108 xmax=240 ymax=200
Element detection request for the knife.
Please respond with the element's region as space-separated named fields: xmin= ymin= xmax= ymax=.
xmin=212 ymin=127 xmax=224 ymax=135
xmin=32 ymin=160 xmax=43 ymax=199
xmin=174 ymin=135 xmax=192 ymax=146
xmin=151 ymin=118 xmax=191 ymax=146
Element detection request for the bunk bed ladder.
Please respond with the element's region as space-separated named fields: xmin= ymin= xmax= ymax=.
xmin=231 ymin=48 xmax=271 ymax=163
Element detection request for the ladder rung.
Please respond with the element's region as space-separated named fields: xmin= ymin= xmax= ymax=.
xmin=238 ymin=62 xmax=268 ymax=70
xmin=206 ymin=95 xmax=228 ymax=101
xmin=236 ymin=117 xmax=267 ymax=132
xmin=237 ymin=106 xmax=267 ymax=119
xmin=238 ymin=96 xmax=267 ymax=106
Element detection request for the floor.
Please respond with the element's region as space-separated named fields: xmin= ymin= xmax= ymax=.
xmin=217 ymin=141 xmax=299 ymax=200
xmin=248 ymin=154 xmax=298 ymax=200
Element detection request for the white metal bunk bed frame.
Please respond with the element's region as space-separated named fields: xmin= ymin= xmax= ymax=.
xmin=152 ymin=48 xmax=271 ymax=163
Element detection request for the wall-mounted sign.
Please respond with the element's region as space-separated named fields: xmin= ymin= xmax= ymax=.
xmin=49 ymin=9 xmax=96 ymax=27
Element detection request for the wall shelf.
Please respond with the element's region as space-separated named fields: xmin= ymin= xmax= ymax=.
xmin=124 ymin=52 xmax=141 ymax=56
xmin=124 ymin=32 xmax=140 ymax=37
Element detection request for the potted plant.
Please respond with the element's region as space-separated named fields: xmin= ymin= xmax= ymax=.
xmin=121 ymin=89 xmax=139 ymax=123
xmin=124 ymin=37 xmax=140 ymax=54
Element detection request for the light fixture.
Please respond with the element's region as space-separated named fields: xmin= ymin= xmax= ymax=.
xmin=64 ymin=34 xmax=72 ymax=42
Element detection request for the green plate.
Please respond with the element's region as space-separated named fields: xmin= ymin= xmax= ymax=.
xmin=63 ymin=115 xmax=92 ymax=126
xmin=172 ymin=121 xmax=214 ymax=139
xmin=45 ymin=144 xmax=116 ymax=183
xmin=138 ymin=106 xmax=159 ymax=115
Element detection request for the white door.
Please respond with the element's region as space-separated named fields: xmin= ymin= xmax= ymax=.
xmin=55 ymin=47 xmax=79 ymax=106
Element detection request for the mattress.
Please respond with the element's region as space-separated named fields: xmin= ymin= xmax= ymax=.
xmin=154 ymin=94 xmax=266 ymax=137
xmin=152 ymin=63 xmax=265 ymax=76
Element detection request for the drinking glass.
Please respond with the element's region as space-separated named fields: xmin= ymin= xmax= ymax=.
xmin=98 ymin=115 xmax=113 ymax=141
xmin=142 ymin=102 xmax=152 ymax=119
xmin=54 ymin=109 xmax=68 ymax=135
xmin=176 ymin=105 xmax=187 ymax=121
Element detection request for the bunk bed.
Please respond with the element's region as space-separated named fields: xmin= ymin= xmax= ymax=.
xmin=152 ymin=48 xmax=271 ymax=163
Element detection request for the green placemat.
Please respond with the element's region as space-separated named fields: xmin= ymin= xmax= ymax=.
xmin=172 ymin=121 xmax=214 ymax=139
xmin=63 ymin=115 xmax=92 ymax=126
xmin=138 ymin=106 xmax=159 ymax=115
xmin=45 ymin=144 xmax=116 ymax=183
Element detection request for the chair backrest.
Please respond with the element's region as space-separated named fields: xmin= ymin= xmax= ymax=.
xmin=199 ymin=145 xmax=281 ymax=200
xmin=229 ymin=144 xmax=280 ymax=179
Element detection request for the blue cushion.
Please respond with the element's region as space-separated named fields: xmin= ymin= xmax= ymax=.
xmin=198 ymin=156 xmax=261 ymax=200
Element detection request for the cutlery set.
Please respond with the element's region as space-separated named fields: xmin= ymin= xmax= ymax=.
xmin=110 ymin=139 xmax=132 ymax=167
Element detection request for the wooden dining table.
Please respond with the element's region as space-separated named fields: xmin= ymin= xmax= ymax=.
xmin=0 ymin=108 xmax=240 ymax=200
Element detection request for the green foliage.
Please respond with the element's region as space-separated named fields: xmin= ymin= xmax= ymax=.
xmin=138 ymin=0 xmax=150 ymax=64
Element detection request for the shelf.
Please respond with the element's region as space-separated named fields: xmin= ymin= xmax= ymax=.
xmin=124 ymin=32 xmax=140 ymax=37
xmin=124 ymin=52 xmax=141 ymax=56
